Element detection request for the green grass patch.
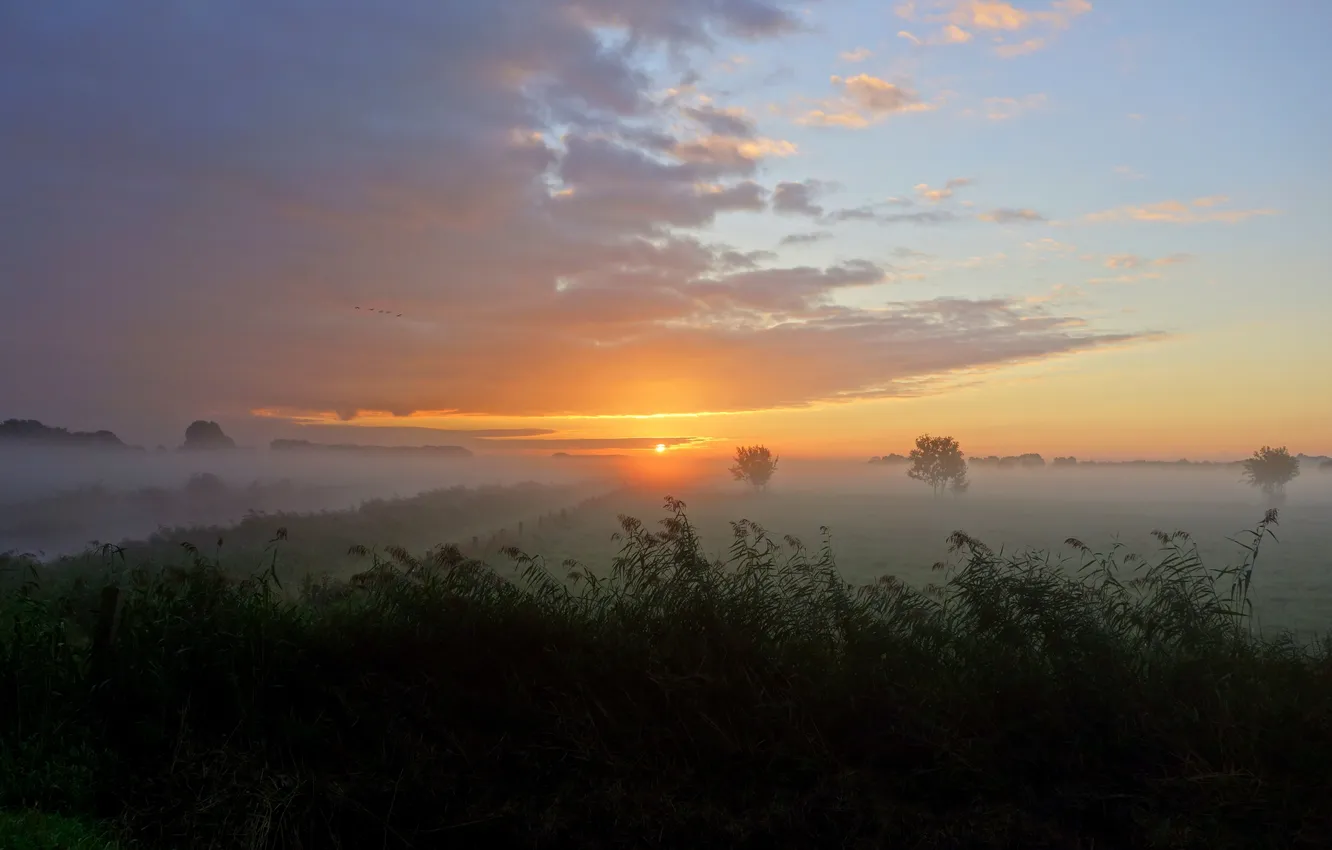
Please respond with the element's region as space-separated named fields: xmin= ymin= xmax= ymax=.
xmin=3 ymin=497 xmax=1330 ymax=848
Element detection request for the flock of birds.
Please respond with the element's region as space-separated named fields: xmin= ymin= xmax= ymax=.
xmin=354 ymin=307 xmax=404 ymax=318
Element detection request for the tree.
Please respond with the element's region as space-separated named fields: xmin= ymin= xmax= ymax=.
xmin=730 ymin=445 xmax=778 ymax=491
xmin=1242 ymin=445 xmax=1299 ymax=500
xmin=907 ymin=434 xmax=969 ymax=497
xmin=182 ymin=420 xmax=236 ymax=450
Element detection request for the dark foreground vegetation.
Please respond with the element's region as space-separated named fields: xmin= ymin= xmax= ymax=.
xmin=3 ymin=499 xmax=1330 ymax=849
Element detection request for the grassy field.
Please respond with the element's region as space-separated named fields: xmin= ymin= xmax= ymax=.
xmin=476 ymin=469 xmax=1332 ymax=638
xmin=3 ymin=481 xmax=1332 ymax=848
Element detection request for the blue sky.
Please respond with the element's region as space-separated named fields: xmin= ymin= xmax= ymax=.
xmin=702 ymin=0 xmax=1332 ymax=328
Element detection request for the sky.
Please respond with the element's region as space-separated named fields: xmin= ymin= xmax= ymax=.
xmin=2 ymin=0 xmax=1330 ymax=461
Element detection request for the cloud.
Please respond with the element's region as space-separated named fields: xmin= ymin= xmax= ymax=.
xmin=1024 ymin=282 xmax=1085 ymax=304
xmin=953 ymin=0 xmax=1092 ymax=32
xmin=983 ymin=93 xmax=1048 ymax=120
xmin=1105 ymin=254 xmax=1143 ymax=269
xmin=772 ymin=180 xmax=827 ymax=217
xmin=1114 ymin=165 xmax=1146 ymax=180
xmin=953 ymin=1 xmax=1032 ymax=30
xmin=472 ymin=436 xmax=709 ymax=450
xmin=901 ymin=0 xmax=1091 ymax=56
xmin=840 ymin=47 xmax=873 ymax=62
xmin=682 ymin=104 xmax=758 ymax=137
xmin=980 ymin=208 xmax=1046 ymax=224
xmin=901 ymin=24 xmax=973 ymax=45
xmin=941 ymin=24 xmax=975 ymax=43
xmin=1103 ymin=253 xmax=1193 ymax=269
xmin=1086 ymin=272 xmax=1163 ymax=285
xmin=252 ymin=418 xmax=562 ymax=443
xmin=994 ymin=38 xmax=1046 ymax=58
xmin=672 ymin=135 xmax=798 ymax=168
xmin=892 ymin=247 xmax=934 ymax=259
xmin=826 ymin=207 xmax=959 ymax=225
xmin=835 ymin=74 xmax=924 ymax=112
xmin=1153 ymin=252 xmax=1193 ymax=266
xmin=795 ymin=74 xmax=934 ymax=128
xmin=915 ymin=177 xmax=974 ymax=203
xmin=0 ymin=0 xmax=1149 ymax=434
xmin=1026 ymin=237 xmax=1077 ymax=254
xmin=779 ymin=231 xmax=834 ymax=246
xmin=1085 ymin=198 xmax=1279 ymax=224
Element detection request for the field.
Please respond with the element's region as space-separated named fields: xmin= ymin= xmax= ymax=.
xmin=479 ymin=463 xmax=1332 ymax=638
xmin=4 ymin=460 xmax=1332 ymax=848
xmin=13 ymin=458 xmax=1329 ymax=635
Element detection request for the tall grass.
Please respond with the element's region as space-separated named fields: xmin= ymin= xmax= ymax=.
xmin=2 ymin=498 xmax=1329 ymax=849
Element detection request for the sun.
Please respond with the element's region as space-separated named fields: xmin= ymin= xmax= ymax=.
xmin=655 ymin=443 xmax=667 ymax=453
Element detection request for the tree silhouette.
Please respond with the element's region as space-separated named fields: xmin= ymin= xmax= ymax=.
xmin=1242 ymin=445 xmax=1300 ymax=500
xmin=182 ymin=420 xmax=236 ymax=450
xmin=907 ymin=434 xmax=969 ymax=497
xmin=730 ymin=445 xmax=778 ymax=491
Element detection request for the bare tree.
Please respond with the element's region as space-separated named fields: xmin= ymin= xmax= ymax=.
xmin=730 ymin=445 xmax=778 ymax=491
xmin=1242 ymin=445 xmax=1299 ymax=501
xmin=907 ymin=434 xmax=969 ymax=497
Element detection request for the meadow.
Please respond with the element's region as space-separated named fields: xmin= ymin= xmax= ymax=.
xmin=488 ymin=462 xmax=1332 ymax=638
xmin=3 ymin=461 xmax=1332 ymax=848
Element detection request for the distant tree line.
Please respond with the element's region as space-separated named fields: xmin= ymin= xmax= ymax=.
xmin=0 ymin=418 xmax=128 ymax=448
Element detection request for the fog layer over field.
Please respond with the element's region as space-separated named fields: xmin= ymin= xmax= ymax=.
xmin=4 ymin=448 xmax=1330 ymax=636
xmin=0 ymin=446 xmax=623 ymax=556
xmin=535 ymin=457 xmax=1332 ymax=638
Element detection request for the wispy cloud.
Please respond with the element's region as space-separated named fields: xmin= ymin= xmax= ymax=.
xmin=825 ymin=206 xmax=958 ymax=225
xmin=1113 ymin=164 xmax=1146 ymax=181
xmin=672 ymin=134 xmax=798 ymax=166
xmin=915 ymin=177 xmax=974 ymax=202
xmin=1026 ymin=237 xmax=1077 ymax=254
xmin=1104 ymin=253 xmax=1193 ymax=268
xmin=472 ymin=435 xmax=710 ymax=451
xmin=1085 ymin=197 xmax=1279 ymax=224
xmin=795 ymin=74 xmax=936 ymax=128
xmin=1024 ymin=282 xmax=1085 ymax=304
xmin=980 ymin=208 xmax=1046 ymax=224
xmin=779 ymin=231 xmax=834 ymax=246
xmin=941 ymin=24 xmax=975 ymax=43
xmin=899 ymin=0 xmax=1093 ymax=57
xmin=1086 ymin=271 xmax=1164 ymax=285
xmin=900 ymin=24 xmax=975 ymax=45
xmin=995 ymin=38 xmax=1046 ymax=58
xmin=839 ymin=47 xmax=873 ymax=62
xmin=981 ymin=93 xmax=1048 ymax=121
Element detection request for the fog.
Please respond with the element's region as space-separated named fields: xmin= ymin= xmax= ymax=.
xmin=5 ymin=447 xmax=1330 ymax=609
xmin=766 ymin=458 xmax=1332 ymax=505
xmin=0 ymin=446 xmax=624 ymax=557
